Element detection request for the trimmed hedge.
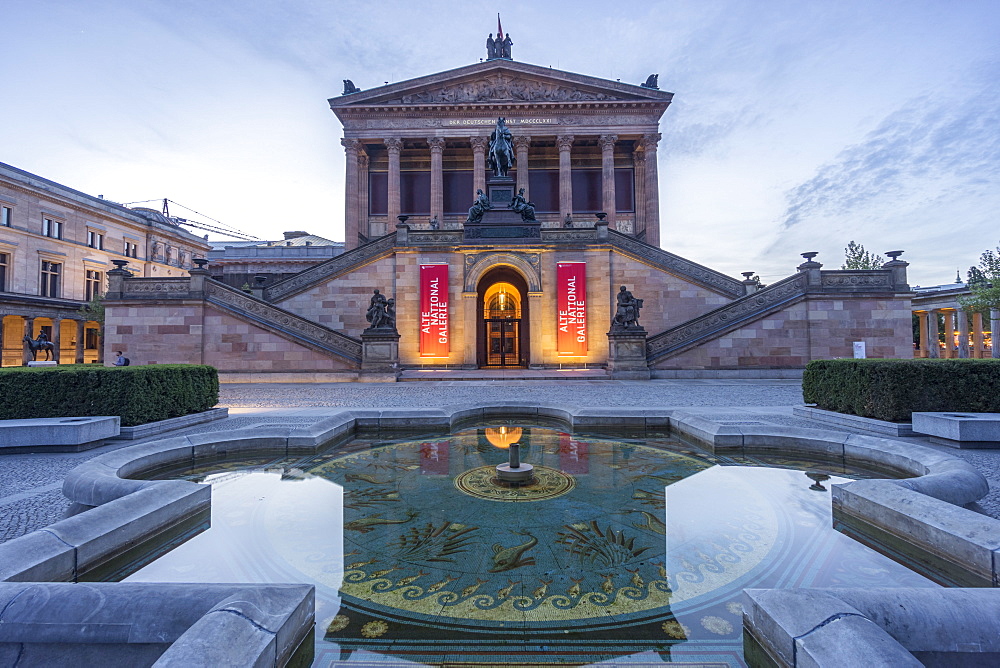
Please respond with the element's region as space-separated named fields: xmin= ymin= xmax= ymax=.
xmin=802 ymin=358 xmax=1000 ymax=422
xmin=0 ymin=364 xmax=219 ymax=427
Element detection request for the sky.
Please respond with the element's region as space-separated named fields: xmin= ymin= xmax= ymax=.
xmin=2 ymin=0 xmax=998 ymax=287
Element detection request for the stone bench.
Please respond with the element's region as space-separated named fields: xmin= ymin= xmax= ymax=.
xmin=912 ymin=412 xmax=1000 ymax=448
xmin=0 ymin=416 xmax=120 ymax=453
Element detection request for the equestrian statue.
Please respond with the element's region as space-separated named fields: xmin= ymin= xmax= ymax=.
xmin=487 ymin=117 xmax=515 ymax=178
xmin=23 ymin=333 xmax=55 ymax=361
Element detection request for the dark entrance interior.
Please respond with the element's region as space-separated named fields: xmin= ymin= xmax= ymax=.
xmin=477 ymin=267 xmax=529 ymax=368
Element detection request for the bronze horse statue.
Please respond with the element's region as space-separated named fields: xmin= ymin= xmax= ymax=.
xmin=23 ymin=334 xmax=55 ymax=361
xmin=487 ymin=117 xmax=515 ymax=178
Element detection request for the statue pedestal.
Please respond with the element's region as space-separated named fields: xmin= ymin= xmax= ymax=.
xmin=27 ymin=361 xmax=58 ymax=367
xmin=486 ymin=174 xmax=516 ymax=208
xmin=360 ymin=328 xmax=400 ymax=382
xmin=606 ymin=328 xmax=650 ymax=380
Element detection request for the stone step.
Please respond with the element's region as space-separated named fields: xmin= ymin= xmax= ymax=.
xmin=399 ymin=368 xmax=609 ymax=382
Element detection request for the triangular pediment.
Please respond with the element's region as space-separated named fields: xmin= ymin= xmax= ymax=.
xmin=330 ymin=60 xmax=672 ymax=109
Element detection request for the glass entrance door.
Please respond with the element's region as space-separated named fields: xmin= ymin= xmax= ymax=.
xmin=484 ymin=319 xmax=522 ymax=367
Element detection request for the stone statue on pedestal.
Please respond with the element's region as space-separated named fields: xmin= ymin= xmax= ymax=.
xmin=612 ymin=285 xmax=644 ymax=330
xmin=509 ymin=188 xmax=536 ymax=222
xmin=466 ymin=188 xmax=492 ymax=224
xmin=486 ymin=33 xmax=496 ymax=60
xmin=365 ymin=289 xmax=395 ymax=331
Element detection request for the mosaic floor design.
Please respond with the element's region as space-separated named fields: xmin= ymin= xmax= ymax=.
xmin=128 ymin=426 xmax=938 ymax=666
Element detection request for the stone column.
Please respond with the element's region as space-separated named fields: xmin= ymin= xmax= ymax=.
xmin=341 ymin=138 xmax=362 ymax=250
xmin=927 ymin=310 xmax=940 ymax=359
xmin=972 ymin=311 xmax=984 ymax=358
xmin=358 ymin=151 xmax=370 ymax=239
xmin=992 ymin=309 xmax=1000 ymax=359
xmin=599 ymin=134 xmax=618 ymax=228
xmin=50 ymin=318 xmax=61 ymax=364
xmin=462 ymin=292 xmax=478 ymax=368
xmin=428 ymin=137 xmax=446 ymax=222
xmin=941 ymin=310 xmax=954 ymax=358
xmin=75 ymin=320 xmax=85 ymax=364
xmin=916 ymin=312 xmax=928 ymax=358
xmin=22 ymin=317 xmax=34 ymax=365
xmin=557 ymin=135 xmax=575 ymax=222
xmin=513 ymin=136 xmax=531 ymax=199
xmin=528 ymin=292 xmax=543 ymax=367
xmin=639 ymin=133 xmax=661 ymax=247
xmin=957 ymin=309 xmax=970 ymax=358
xmin=385 ymin=137 xmax=403 ymax=225
xmin=470 ymin=137 xmax=488 ymax=197
xmin=632 ymin=149 xmax=646 ymax=235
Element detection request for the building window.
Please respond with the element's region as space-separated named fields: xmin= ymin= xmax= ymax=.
xmin=1 ymin=206 xmax=11 ymax=227
xmin=124 ymin=240 xmax=138 ymax=258
xmin=0 ymin=252 xmax=8 ymax=292
xmin=40 ymin=260 xmax=61 ymax=297
xmin=85 ymin=327 xmax=99 ymax=350
xmin=85 ymin=269 xmax=103 ymax=302
xmin=42 ymin=217 xmax=63 ymax=239
xmin=87 ymin=230 xmax=104 ymax=249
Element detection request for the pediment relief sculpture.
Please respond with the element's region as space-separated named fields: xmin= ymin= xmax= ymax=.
xmin=383 ymin=74 xmax=627 ymax=105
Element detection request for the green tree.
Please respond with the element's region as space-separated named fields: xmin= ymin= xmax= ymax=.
xmin=841 ymin=241 xmax=885 ymax=270
xmin=960 ymin=243 xmax=1000 ymax=312
xmin=76 ymin=293 xmax=105 ymax=336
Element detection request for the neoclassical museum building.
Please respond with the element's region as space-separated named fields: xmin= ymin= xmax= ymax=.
xmin=100 ymin=47 xmax=915 ymax=380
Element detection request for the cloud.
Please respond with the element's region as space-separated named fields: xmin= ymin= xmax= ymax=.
xmin=781 ymin=63 xmax=1000 ymax=229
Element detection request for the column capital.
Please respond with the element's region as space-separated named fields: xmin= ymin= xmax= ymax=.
xmin=513 ymin=135 xmax=532 ymax=151
xmin=358 ymin=152 xmax=369 ymax=168
xmin=639 ymin=133 xmax=662 ymax=150
xmin=557 ymin=135 xmax=575 ymax=151
xmin=427 ymin=137 xmax=447 ymax=151
xmin=598 ymin=134 xmax=618 ymax=150
xmin=384 ymin=137 xmax=403 ymax=153
xmin=341 ymin=138 xmax=363 ymax=154
xmin=469 ymin=136 xmax=488 ymax=152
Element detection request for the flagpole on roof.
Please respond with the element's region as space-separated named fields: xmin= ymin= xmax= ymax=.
xmin=497 ymin=13 xmax=503 ymax=40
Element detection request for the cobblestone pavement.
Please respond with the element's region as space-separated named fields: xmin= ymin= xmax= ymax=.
xmin=2 ymin=379 xmax=998 ymax=544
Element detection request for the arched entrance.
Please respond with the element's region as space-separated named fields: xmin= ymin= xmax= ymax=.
xmin=477 ymin=266 xmax=529 ymax=368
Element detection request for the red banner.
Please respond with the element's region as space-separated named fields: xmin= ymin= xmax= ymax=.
xmin=420 ymin=440 xmax=450 ymax=475
xmin=557 ymin=262 xmax=587 ymax=355
xmin=419 ymin=264 xmax=449 ymax=357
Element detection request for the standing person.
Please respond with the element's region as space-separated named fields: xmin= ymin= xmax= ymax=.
xmin=114 ymin=351 xmax=126 ymax=366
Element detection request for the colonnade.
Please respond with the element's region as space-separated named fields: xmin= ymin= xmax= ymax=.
xmin=914 ymin=308 xmax=997 ymax=359
xmin=342 ymin=133 xmax=662 ymax=249
xmin=0 ymin=314 xmax=102 ymax=366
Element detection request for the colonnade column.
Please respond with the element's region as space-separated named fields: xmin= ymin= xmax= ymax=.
xmin=428 ymin=137 xmax=446 ymax=222
xmin=75 ymin=320 xmax=85 ymax=364
xmin=341 ymin=139 xmax=362 ymax=250
xmin=22 ymin=317 xmax=34 ymax=365
xmin=632 ymin=150 xmax=646 ymax=234
xmin=470 ymin=137 xmax=487 ymax=198
xmin=51 ymin=319 xmax=61 ymax=364
xmin=513 ymin=136 xmax=531 ymax=199
xmin=957 ymin=309 xmax=970 ymax=358
xmin=992 ymin=309 xmax=1000 ymax=359
xmin=926 ymin=310 xmax=940 ymax=358
xmin=385 ymin=138 xmax=402 ymax=225
xmin=358 ymin=152 xmax=369 ymax=239
xmin=557 ymin=135 xmax=575 ymax=223
xmin=640 ymin=133 xmax=661 ymax=247
xmin=599 ymin=134 xmax=618 ymax=228
xmin=972 ymin=312 xmax=985 ymax=358
xmin=916 ymin=311 xmax=928 ymax=357
xmin=942 ymin=311 xmax=955 ymax=358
